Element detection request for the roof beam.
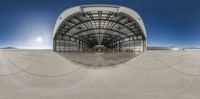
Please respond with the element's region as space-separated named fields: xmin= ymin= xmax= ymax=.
xmin=72 ymin=28 xmax=128 ymax=36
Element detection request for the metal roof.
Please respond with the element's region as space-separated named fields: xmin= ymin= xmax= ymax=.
xmin=53 ymin=4 xmax=146 ymax=46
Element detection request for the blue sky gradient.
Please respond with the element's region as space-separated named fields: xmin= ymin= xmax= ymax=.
xmin=0 ymin=0 xmax=200 ymax=48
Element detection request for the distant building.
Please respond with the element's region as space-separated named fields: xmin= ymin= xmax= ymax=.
xmin=183 ymin=47 xmax=200 ymax=51
xmin=147 ymin=46 xmax=181 ymax=50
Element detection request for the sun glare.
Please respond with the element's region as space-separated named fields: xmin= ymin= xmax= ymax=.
xmin=36 ymin=37 xmax=43 ymax=43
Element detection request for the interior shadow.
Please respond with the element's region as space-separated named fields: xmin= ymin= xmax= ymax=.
xmin=57 ymin=51 xmax=143 ymax=68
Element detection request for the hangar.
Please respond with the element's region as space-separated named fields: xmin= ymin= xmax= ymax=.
xmin=53 ymin=4 xmax=147 ymax=52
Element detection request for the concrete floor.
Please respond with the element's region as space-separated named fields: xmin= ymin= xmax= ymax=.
xmin=58 ymin=51 xmax=143 ymax=67
xmin=0 ymin=49 xmax=200 ymax=99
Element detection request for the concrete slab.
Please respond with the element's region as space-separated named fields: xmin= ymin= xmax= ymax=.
xmin=0 ymin=50 xmax=200 ymax=99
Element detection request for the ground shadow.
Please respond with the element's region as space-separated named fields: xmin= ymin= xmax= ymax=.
xmin=57 ymin=51 xmax=143 ymax=68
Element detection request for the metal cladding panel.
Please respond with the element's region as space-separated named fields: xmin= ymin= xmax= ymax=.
xmin=119 ymin=7 xmax=146 ymax=38
xmin=81 ymin=6 xmax=118 ymax=12
xmin=53 ymin=6 xmax=81 ymax=38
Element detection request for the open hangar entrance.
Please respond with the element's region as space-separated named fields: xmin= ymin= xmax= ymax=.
xmin=52 ymin=4 xmax=147 ymax=67
xmin=53 ymin=4 xmax=146 ymax=53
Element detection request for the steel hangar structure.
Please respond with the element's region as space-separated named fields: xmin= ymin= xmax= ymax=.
xmin=53 ymin=4 xmax=147 ymax=52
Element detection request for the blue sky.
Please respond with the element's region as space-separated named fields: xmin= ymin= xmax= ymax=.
xmin=0 ymin=0 xmax=200 ymax=48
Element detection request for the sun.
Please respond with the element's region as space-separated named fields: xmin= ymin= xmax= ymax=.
xmin=36 ymin=37 xmax=43 ymax=43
